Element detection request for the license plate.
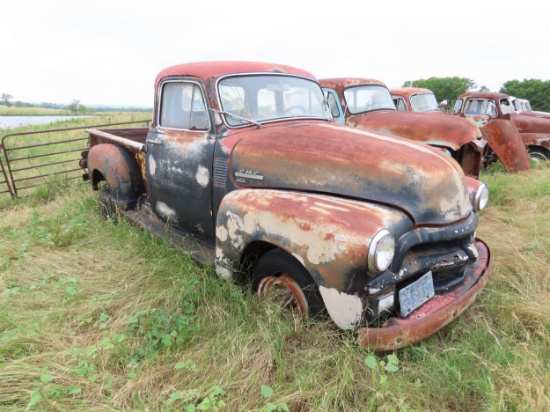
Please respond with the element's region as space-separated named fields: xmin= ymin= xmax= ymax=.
xmin=399 ymin=271 xmax=435 ymax=317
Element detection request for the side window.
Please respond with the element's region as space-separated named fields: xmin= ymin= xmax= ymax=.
xmin=394 ymin=98 xmax=407 ymax=111
xmin=500 ymin=98 xmax=512 ymax=115
xmin=160 ymin=82 xmax=209 ymax=130
xmin=327 ymin=91 xmax=341 ymax=117
xmin=453 ymin=99 xmax=463 ymax=114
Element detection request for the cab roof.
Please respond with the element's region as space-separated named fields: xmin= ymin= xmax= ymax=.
xmin=319 ymin=78 xmax=387 ymax=91
xmin=155 ymin=61 xmax=317 ymax=87
xmin=458 ymin=91 xmax=509 ymax=100
xmin=390 ymin=87 xmax=434 ymax=98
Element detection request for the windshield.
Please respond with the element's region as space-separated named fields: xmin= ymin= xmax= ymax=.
xmin=343 ymin=85 xmax=395 ymax=114
xmin=410 ymin=93 xmax=439 ymax=112
xmin=463 ymin=99 xmax=497 ymax=116
xmin=218 ymin=74 xmax=331 ymax=126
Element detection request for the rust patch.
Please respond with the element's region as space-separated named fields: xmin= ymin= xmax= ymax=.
xmin=229 ymin=121 xmax=471 ymax=226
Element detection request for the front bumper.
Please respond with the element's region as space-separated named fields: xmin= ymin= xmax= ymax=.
xmin=357 ymin=238 xmax=491 ymax=351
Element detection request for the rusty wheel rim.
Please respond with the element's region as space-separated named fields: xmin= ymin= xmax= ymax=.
xmin=257 ymin=274 xmax=309 ymax=318
xmin=529 ymin=151 xmax=547 ymax=162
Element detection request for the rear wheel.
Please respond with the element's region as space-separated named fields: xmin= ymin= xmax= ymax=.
xmin=528 ymin=147 xmax=549 ymax=162
xmin=252 ymin=248 xmax=324 ymax=318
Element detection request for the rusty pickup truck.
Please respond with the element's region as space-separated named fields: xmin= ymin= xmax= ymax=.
xmin=79 ymin=61 xmax=492 ymax=351
xmin=454 ymin=92 xmax=550 ymax=165
xmin=320 ymin=78 xmax=487 ymax=179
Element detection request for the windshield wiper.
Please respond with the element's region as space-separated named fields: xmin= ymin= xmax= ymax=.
xmin=209 ymin=108 xmax=261 ymax=128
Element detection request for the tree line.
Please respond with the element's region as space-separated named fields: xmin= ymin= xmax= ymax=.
xmin=4 ymin=78 xmax=549 ymax=114
xmin=0 ymin=94 xmax=150 ymax=113
xmin=403 ymin=78 xmax=550 ymax=112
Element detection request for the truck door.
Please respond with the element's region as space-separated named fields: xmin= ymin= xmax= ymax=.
xmin=146 ymin=79 xmax=215 ymax=239
xmin=322 ymin=88 xmax=345 ymax=123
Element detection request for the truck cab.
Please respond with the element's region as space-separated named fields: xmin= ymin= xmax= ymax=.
xmin=391 ymin=87 xmax=442 ymax=113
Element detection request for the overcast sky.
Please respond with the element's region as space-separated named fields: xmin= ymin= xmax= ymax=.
xmin=2 ymin=0 xmax=549 ymax=107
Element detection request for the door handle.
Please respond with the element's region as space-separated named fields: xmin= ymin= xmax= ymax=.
xmin=147 ymin=138 xmax=162 ymax=145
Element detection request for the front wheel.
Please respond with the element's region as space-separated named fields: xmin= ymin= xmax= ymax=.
xmin=252 ymin=249 xmax=324 ymax=318
xmin=528 ymin=147 xmax=549 ymax=162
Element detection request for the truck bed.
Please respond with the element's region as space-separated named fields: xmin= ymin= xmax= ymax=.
xmin=86 ymin=127 xmax=149 ymax=154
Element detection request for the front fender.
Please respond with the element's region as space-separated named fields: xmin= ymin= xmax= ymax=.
xmin=215 ymin=189 xmax=412 ymax=328
xmin=481 ymin=120 xmax=530 ymax=171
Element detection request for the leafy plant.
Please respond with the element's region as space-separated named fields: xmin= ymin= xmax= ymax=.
xmin=365 ymin=354 xmax=399 ymax=384
xmin=170 ymin=386 xmax=226 ymax=411
xmin=124 ymin=281 xmax=198 ymax=362
xmin=365 ymin=354 xmax=416 ymax=412
xmin=256 ymin=385 xmax=289 ymax=412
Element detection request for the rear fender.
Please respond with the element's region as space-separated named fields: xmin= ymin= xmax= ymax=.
xmin=88 ymin=143 xmax=145 ymax=207
xmin=520 ymin=133 xmax=550 ymax=150
xmin=215 ymin=189 xmax=412 ymax=329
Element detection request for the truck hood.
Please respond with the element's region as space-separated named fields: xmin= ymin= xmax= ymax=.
xmin=347 ymin=111 xmax=480 ymax=151
xmin=511 ymin=113 xmax=550 ymax=134
xmin=229 ymin=122 xmax=471 ymax=226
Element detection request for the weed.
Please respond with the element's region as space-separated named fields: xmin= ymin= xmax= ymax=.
xmin=124 ymin=281 xmax=199 ymax=363
xmin=256 ymin=385 xmax=289 ymax=412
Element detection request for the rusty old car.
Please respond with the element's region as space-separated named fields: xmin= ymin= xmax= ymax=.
xmin=320 ymin=78 xmax=487 ymax=178
xmin=454 ymin=91 xmax=550 ymax=165
xmin=79 ymin=61 xmax=492 ymax=351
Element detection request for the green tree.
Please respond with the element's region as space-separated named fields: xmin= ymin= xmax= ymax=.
xmin=68 ymin=99 xmax=81 ymax=113
xmin=1 ymin=93 xmax=13 ymax=107
xmin=402 ymin=77 xmax=477 ymax=110
xmin=500 ymin=79 xmax=550 ymax=112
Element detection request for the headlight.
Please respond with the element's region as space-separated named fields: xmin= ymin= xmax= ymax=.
xmin=368 ymin=229 xmax=395 ymax=272
xmin=474 ymin=183 xmax=489 ymax=211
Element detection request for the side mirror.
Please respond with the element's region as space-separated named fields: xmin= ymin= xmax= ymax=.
xmin=439 ymin=100 xmax=448 ymax=109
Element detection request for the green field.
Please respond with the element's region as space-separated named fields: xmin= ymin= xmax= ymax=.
xmin=0 ymin=106 xmax=75 ymax=116
xmin=0 ymin=120 xmax=549 ymax=411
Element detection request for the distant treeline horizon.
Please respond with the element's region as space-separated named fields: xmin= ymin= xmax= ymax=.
xmin=0 ymin=100 xmax=151 ymax=112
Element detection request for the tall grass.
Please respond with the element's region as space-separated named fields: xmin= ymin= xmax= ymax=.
xmin=0 ymin=151 xmax=549 ymax=410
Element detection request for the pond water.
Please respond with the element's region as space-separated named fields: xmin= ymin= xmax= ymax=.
xmin=0 ymin=115 xmax=93 ymax=129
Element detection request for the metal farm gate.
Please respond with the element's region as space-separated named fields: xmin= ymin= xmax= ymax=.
xmin=0 ymin=119 xmax=150 ymax=200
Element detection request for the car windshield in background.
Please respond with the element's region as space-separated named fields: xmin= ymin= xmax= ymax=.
xmin=410 ymin=93 xmax=439 ymax=112
xmin=343 ymin=85 xmax=395 ymax=115
xmin=463 ymin=99 xmax=497 ymax=116
xmin=218 ymin=75 xmax=330 ymax=127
